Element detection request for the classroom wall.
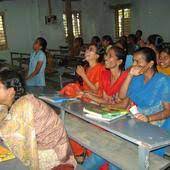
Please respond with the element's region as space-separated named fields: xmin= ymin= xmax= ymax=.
xmin=0 ymin=0 xmax=113 ymax=62
xmin=110 ymin=0 xmax=170 ymax=41
xmin=0 ymin=0 xmax=170 ymax=62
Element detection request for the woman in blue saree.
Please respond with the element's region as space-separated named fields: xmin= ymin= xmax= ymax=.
xmin=82 ymin=47 xmax=170 ymax=170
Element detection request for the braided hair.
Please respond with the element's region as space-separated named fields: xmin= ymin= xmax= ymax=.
xmin=0 ymin=70 xmax=25 ymax=100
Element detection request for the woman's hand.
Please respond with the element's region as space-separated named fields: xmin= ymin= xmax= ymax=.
xmin=76 ymin=90 xmax=83 ymax=98
xmin=135 ymin=113 xmax=148 ymax=122
xmin=76 ymin=66 xmax=86 ymax=78
xmin=129 ymin=66 xmax=142 ymax=76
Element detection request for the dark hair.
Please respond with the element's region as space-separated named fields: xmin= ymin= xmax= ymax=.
xmin=136 ymin=30 xmax=142 ymax=36
xmin=87 ymin=44 xmax=105 ymax=63
xmin=160 ymin=47 xmax=170 ymax=55
xmin=91 ymin=36 xmax=101 ymax=44
xmin=128 ymin=34 xmax=137 ymax=44
xmin=102 ymin=35 xmax=114 ymax=45
xmin=134 ymin=47 xmax=157 ymax=71
xmin=109 ymin=46 xmax=126 ymax=70
xmin=147 ymin=34 xmax=164 ymax=52
xmin=74 ymin=37 xmax=84 ymax=46
xmin=36 ymin=37 xmax=47 ymax=53
xmin=119 ymin=36 xmax=128 ymax=50
xmin=0 ymin=70 xmax=25 ymax=100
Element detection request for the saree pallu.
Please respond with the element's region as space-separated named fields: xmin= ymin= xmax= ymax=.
xmin=60 ymin=63 xmax=105 ymax=98
xmin=0 ymin=95 xmax=76 ymax=170
xmin=127 ymin=73 xmax=170 ymax=126
xmin=99 ymin=70 xmax=129 ymax=97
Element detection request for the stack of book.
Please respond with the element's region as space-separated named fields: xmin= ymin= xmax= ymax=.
xmin=83 ymin=103 xmax=128 ymax=122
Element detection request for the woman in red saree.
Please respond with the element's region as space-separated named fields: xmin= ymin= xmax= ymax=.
xmin=80 ymin=46 xmax=128 ymax=170
xmin=60 ymin=44 xmax=105 ymax=162
xmin=84 ymin=46 xmax=128 ymax=105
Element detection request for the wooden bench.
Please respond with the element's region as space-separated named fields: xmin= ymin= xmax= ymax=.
xmin=10 ymin=52 xmax=30 ymax=68
xmin=65 ymin=114 xmax=170 ymax=170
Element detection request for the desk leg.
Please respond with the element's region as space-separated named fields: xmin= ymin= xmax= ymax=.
xmin=138 ymin=146 xmax=150 ymax=170
xmin=59 ymin=73 xmax=63 ymax=88
xmin=61 ymin=109 xmax=65 ymax=121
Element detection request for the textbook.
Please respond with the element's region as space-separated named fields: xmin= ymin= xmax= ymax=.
xmin=0 ymin=145 xmax=15 ymax=162
xmin=83 ymin=103 xmax=128 ymax=122
xmin=39 ymin=96 xmax=78 ymax=104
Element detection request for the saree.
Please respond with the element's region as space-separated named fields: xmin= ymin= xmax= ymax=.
xmin=60 ymin=63 xmax=105 ymax=98
xmin=127 ymin=73 xmax=170 ymax=126
xmin=100 ymin=70 xmax=129 ymax=97
xmin=60 ymin=64 xmax=105 ymax=160
xmin=0 ymin=95 xmax=76 ymax=170
xmin=157 ymin=65 xmax=170 ymax=76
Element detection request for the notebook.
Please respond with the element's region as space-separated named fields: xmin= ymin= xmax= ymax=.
xmin=0 ymin=145 xmax=15 ymax=162
xmin=83 ymin=103 xmax=128 ymax=122
xmin=39 ymin=96 xmax=78 ymax=104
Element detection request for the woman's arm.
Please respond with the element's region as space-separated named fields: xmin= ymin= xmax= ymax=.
xmin=135 ymin=102 xmax=170 ymax=122
xmin=84 ymin=91 xmax=110 ymax=104
xmin=119 ymin=66 xmax=143 ymax=99
xmin=82 ymin=75 xmax=99 ymax=92
xmin=118 ymin=73 xmax=133 ymax=99
xmin=26 ymin=61 xmax=43 ymax=80
xmin=109 ymin=97 xmax=130 ymax=109
xmin=76 ymin=66 xmax=98 ymax=92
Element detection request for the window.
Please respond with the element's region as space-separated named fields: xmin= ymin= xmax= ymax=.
xmin=63 ymin=11 xmax=82 ymax=38
xmin=0 ymin=12 xmax=7 ymax=50
xmin=114 ymin=5 xmax=131 ymax=40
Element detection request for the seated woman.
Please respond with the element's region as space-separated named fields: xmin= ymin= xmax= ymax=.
xmin=84 ymin=46 xmax=128 ymax=105
xmin=157 ymin=47 xmax=170 ymax=76
xmin=135 ymin=29 xmax=145 ymax=48
xmin=60 ymin=44 xmax=105 ymax=162
xmin=119 ymin=47 xmax=170 ymax=158
xmin=125 ymin=34 xmax=139 ymax=69
xmin=0 ymin=70 xmax=76 ymax=170
xmin=83 ymin=47 xmax=170 ymax=170
xmin=60 ymin=44 xmax=105 ymax=99
xmin=91 ymin=36 xmax=101 ymax=49
xmin=69 ymin=37 xmax=84 ymax=57
xmin=26 ymin=37 xmax=47 ymax=87
xmin=146 ymin=34 xmax=164 ymax=65
xmin=102 ymin=35 xmax=114 ymax=53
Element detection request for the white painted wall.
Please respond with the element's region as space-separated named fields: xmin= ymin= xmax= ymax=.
xmin=0 ymin=0 xmax=170 ymax=62
xmin=0 ymin=0 xmax=113 ymax=62
xmin=110 ymin=0 xmax=170 ymax=41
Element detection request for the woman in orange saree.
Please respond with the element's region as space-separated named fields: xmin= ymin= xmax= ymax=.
xmin=60 ymin=44 xmax=105 ymax=99
xmin=60 ymin=44 xmax=105 ymax=162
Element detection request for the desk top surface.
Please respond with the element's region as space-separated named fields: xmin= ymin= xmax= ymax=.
xmin=63 ymin=101 xmax=170 ymax=150
xmin=26 ymin=86 xmax=170 ymax=150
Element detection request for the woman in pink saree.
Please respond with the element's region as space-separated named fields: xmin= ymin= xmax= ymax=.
xmin=0 ymin=70 xmax=76 ymax=170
